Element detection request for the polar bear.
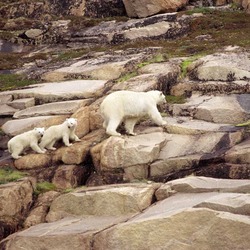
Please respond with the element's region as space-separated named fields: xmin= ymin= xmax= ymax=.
xmin=100 ymin=90 xmax=167 ymax=136
xmin=8 ymin=127 xmax=46 ymax=159
xmin=39 ymin=118 xmax=81 ymax=151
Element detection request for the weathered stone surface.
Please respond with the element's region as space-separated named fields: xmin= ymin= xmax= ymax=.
xmin=52 ymin=165 xmax=87 ymax=189
xmin=156 ymin=176 xmax=250 ymax=200
xmin=123 ymin=0 xmax=188 ymax=17
xmin=71 ymin=106 xmax=90 ymax=138
xmin=173 ymin=94 xmax=250 ymax=124
xmin=225 ymin=138 xmax=250 ymax=164
xmin=163 ymin=116 xmax=242 ymax=135
xmin=44 ymin=49 xmax=157 ymax=81
xmin=0 ymin=95 xmax=12 ymax=104
xmin=14 ymin=154 xmax=52 ymax=170
xmin=195 ymin=193 xmax=250 ymax=215
xmin=188 ymin=52 xmax=250 ymax=81
xmin=0 ymin=178 xmax=35 ymax=241
xmin=46 ymin=183 xmax=160 ymax=222
xmin=150 ymin=131 xmax=243 ymax=179
xmin=91 ymin=132 xmax=167 ymax=171
xmin=2 ymin=115 xmax=68 ymax=136
xmin=93 ymin=208 xmax=250 ymax=250
xmin=24 ymin=191 xmax=60 ymax=228
xmin=8 ymin=98 xmax=35 ymax=110
xmin=69 ymin=13 xmax=190 ymax=45
xmin=1 ymin=216 xmax=131 ymax=250
xmin=13 ymin=100 xmax=91 ymax=119
xmin=0 ymin=104 xmax=18 ymax=116
xmin=0 ymin=80 xmax=107 ymax=104
xmin=53 ymin=129 xmax=106 ymax=165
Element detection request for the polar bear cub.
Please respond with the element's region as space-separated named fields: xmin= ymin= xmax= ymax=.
xmin=8 ymin=127 xmax=46 ymax=159
xmin=100 ymin=90 xmax=167 ymax=136
xmin=39 ymin=118 xmax=81 ymax=151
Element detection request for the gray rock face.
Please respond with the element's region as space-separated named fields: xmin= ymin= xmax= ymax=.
xmin=2 ymin=177 xmax=250 ymax=250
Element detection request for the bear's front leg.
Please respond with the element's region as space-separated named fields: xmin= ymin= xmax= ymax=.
xmin=148 ymin=107 xmax=167 ymax=126
xmin=30 ymin=142 xmax=46 ymax=154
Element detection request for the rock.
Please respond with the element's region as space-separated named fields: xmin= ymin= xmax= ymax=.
xmin=195 ymin=193 xmax=250 ymax=215
xmin=0 ymin=95 xmax=12 ymax=104
xmin=0 ymin=104 xmax=18 ymax=116
xmin=46 ymin=183 xmax=160 ymax=222
xmin=91 ymin=132 xmax=167 ymax=172
xmin=14 ymin=154 xmax=52 ymax=170
xmin=93 ymin=208 xmax=250 ymax=249
xmin=242 ymin=0 xmax=250 ymax=13
xmin=52 ymin=165 xmax=87 ymax=189
xmin=2 ymin=115 xmax=68 ymax=136
xmin=53 ymin=129 xmax=106 ymax=165
xmin=173 ymin=94 xmax=250 ymax=124
xmin=72 ymin=106 xmax=90 ymax=138
xmin=0 ymin=80 xmax=107 ymax=104
xmin=44 ymin=49 xmax=158 ymax=81
xmin=123 ymin=0 xmax=188 ymax=17
xmin=8 ymin=98 xmax=35 ymax=110
xmin=150 ymin=131 xmax=243 ymax=180
xmin=24 ymin=191 xmax=60 ymax=228
xmin=23 ymin=29 xmax=44 ymax=39
xmin=0 ymin=178 xmax=35 ymax=241
xmin=13 ymin=100 xmax=91 ymax=119
xmin=188 ymin=52 xmax=250 ymax=81
xmin=1 ymin=216 xmax=131 ymax=250
xmin=163 ymin=116 xmax=242 ymax=135
xmin=155 ymin=176 xmax=250 ymax=200
xmin=225 ymin=138 xmax=250 ymax=164
xmin=69 ymin=13 xmax=190 ymax=45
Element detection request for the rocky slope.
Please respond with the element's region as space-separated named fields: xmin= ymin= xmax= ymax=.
xmin=0 ymin=1 xmax=250 ymax=249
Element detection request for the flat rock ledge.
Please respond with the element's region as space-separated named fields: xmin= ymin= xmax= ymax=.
xmin=1 ymin=176 xmax=250 ymax=250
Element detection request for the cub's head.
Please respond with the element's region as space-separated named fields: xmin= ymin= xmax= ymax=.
xmin=34 ymin=127 xmax=45 ymax=138
xmin=66 ymin=118 xmax=78 ymax=129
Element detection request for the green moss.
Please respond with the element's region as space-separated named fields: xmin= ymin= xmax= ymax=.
xmin=117 ymin=71 xmax=138 ymax=82
xmin=0 ymin=74 xmax=37 ymax=91
xmin=235 ymin=120 xmax=250 ymax=127
xmin=34 ymin=182 xmax=56 ymax=195
xmin=0 ymin=167 xmax=28 ymax=184
xmin=165 ymin=95 xmax=186 ymax=104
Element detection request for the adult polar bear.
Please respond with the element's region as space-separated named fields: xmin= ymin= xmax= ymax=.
xmin=8 ymin=127 xmax=45 ymax=159
xmin=100 ymin=90 xmax=167 ymax=136
xmin=39 ymin=118 xmax=81 ymax=151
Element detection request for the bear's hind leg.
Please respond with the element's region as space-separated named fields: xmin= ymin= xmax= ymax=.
xmin=124 ymin=118 xmax=138 ymax=135
xmin=11 ymin=146 xmax=23 ymax=159
xmin=106 ymin=119 xmax=122 ymax=136
xmin=46 ymin=140 xmax=57 ymax=150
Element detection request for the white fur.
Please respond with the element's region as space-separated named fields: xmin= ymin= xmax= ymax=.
xmin=39 ymin=118 xmax=81 ymax=151
xmin=100 ymin=90 xmax=167 ymax=136
xmin=8 ymin=127 xmax=45 ymax=159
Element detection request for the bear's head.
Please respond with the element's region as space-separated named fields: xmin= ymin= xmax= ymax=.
xmin=149 ymin=90 xmax=166 ymax=104
xmin=66 ymin=118 xmax=78 ymax=129
xmin=34 ymin=127 xmax=45 ymax=138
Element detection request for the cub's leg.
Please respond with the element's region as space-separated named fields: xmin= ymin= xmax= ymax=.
xmin=46 ymin=140 xmax=57 ymax=150
xmin=11 ymin=147 xmax=23 ymax=159
xmin=124 ymin=118 xmax=138 ymax=135
xmin=30 ymin=142 xmax=46 ymax=154
xmin=62 ymin=134 xmax=72 ymax=146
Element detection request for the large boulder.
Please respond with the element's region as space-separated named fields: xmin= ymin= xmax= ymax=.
xmin=46 ymin=183 xmax=160 ymax=222
xmin=122 ymin=0 xmax=188 ymax=17
xmin=0 ymin=178 xmax=35 ymax=241
xmin=188 ymin=52 xmax=250 ymax=81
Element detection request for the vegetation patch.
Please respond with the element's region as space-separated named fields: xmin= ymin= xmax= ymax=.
xmin=34 ymin=181 xmax=56 ymax=195
xmin=165 ymin=95 xmax=186 ymax=104
xmin=0 ymin=74 xmax=37 ymax=91
xmin=0 ymin=167 xmax=28 ymax=184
